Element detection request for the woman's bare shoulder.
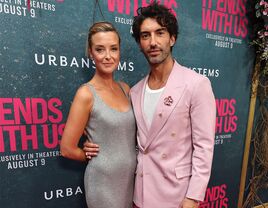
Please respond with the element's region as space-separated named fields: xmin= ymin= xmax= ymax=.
xmin=74 ymin=84 xmax=94 ymax=106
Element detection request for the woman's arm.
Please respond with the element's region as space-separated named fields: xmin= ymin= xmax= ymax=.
xmin=60 ymin=85 xmax=93 ymax=162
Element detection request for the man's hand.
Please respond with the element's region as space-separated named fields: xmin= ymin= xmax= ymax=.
xmin=83 ymin=140 xmax=99 ymax=160
xmin=181 ymin=198 xmax=199 ymax=208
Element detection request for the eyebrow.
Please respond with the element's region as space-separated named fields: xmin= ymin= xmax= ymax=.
xmin=94 ymin=44 xmax=119 ymax=47
xmin=140 ymin=27 xmax=167 ymax=34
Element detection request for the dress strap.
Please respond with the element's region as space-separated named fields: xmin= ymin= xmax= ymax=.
xmin=84 ymin=82 xmax=127 ymax=98
xmin=118 ymin=82 xmax=128 ymax=98
xmin=84 ymin=83 xmax=97 ymax=97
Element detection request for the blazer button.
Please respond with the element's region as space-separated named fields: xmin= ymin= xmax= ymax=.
xmin=161 ymin=154 xmax=167 ymax=159
xmin=171 ymin=132 xmax=176 ymax=137
xmin=143 ymin=150 xmax=148 ymax=154
xmin=140 ymin=173 xmax=143 ymax=177
xmin=158 ymin=113 xmax=162 ymax=117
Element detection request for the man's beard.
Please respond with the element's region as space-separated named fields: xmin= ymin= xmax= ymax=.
xmin=142 ymin=47 xmax=170 ymax=65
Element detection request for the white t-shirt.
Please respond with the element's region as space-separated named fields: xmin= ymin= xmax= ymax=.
xmin=143 ymin=83 xmax=165 ymax=127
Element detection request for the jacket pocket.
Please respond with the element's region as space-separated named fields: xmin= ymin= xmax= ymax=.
xmin=175 ymin=164 xmax=192 ymax=179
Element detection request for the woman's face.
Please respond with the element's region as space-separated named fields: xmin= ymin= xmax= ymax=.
xmin=89 ymin=31 xmax=120 ymax=75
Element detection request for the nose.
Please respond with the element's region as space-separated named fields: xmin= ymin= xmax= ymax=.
xmin=150 ymin=34 xmax=157 ymax=47
xmin=105 ymin=50 xmax=111 ymax=59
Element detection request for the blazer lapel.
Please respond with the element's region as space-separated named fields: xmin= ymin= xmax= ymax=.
xmin=130 ymin=76 xmax=150 ymax=149
xmin=145 ymin=61 xmax=186 ymax=149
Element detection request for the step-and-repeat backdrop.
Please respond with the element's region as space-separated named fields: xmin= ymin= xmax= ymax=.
xmin=0 ymin=1 xmax=255 ymax=207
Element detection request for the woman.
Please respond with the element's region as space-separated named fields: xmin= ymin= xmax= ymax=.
xmin=60 ymin=22 xmax=136 ymax=208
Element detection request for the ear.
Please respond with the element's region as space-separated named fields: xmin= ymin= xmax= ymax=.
xmin=170 ymin=35 xmax=176 ymax=47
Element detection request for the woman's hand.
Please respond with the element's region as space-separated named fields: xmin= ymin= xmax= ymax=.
xmin=83 ymin=140 xmax=99 ymax=160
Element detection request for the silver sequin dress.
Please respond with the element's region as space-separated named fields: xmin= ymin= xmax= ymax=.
xmin=84 ymin=84 xmax=137 ymax=208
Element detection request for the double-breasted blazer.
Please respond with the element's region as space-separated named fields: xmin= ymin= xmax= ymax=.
xmin=130 ymin=61 xmax=216 ymax=208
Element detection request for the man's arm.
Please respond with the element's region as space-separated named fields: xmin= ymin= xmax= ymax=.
xmin=185 ymin=77 xmax=216 ymax=202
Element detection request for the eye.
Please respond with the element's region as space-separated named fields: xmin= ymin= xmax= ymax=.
xmin=111 ymin=47 xmax=118 ymax=52
xmin=141 ymin=33 xmax=150 ymax=40
xmin=156 ymin=30 xmax=165 ymax=36
xmin=95 ymin=48 xmax=104 ymax=53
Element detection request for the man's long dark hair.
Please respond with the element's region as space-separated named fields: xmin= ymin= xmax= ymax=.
xmin=132 ymin=2 xmax=179 ymax=43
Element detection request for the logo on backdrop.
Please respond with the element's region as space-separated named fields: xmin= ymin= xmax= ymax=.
xmin=189 ymin=66 xmax=220 ymax=78
xmin=34 ymin=53 xmax=135 ymax=72
xmin=107 ymin=0 xmax=179 ymax=33
xmin=199 ymin=184 xmax=229 ymax=208
xmin=202 ymin=0 xmax=248 ymax=49
xmin=215 ymin=98 xmax=238 ymax=145
xmin=107 ymin=0 xmax=179 ymax=17
xmin=0 ymin=98 xmax=64 ymax=170
xmin=44 ymin=185 xmax=83 ymax=201
xmin=0 ymin=0 xmax=63 ymax=18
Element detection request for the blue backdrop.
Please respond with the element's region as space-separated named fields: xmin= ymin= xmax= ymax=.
xmin=0 ymin=0 xmax=255 ymax=207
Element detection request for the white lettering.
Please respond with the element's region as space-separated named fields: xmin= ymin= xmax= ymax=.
xmin=44 ymin=186 xmax=83 ymax=200
xmin=60 ymin=56 xmax=68 ymax=67
xmin=56 ymin=189 xmax=64 ymax=198
xmin=48 ymin=55 xmax=57 ymax=66
xmin=70 ymin=57 xmax=79 ymax=68
xmin=34 ymin=53 xmax=45 ymax=65
xmin=66 ymin=188 xmax=73 ymax=197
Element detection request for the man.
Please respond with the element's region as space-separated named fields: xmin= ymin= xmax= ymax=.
xmin=84 ymin=2 xmax=216 ymax=208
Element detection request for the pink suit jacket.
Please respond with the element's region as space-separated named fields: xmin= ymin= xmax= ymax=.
xmin=130 ymin=61 xmax=216 ymax=208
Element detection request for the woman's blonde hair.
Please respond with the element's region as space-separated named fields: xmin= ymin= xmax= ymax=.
xmin=87 ymin=21 xmax=120 ymax=47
